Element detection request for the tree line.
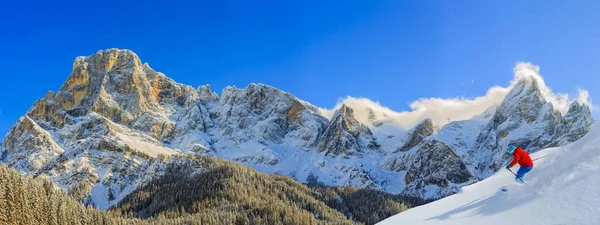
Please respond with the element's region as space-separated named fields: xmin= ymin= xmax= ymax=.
xmin=115 ymin=155 xmax=425 ymax=225
xmin=0 ymin=154 xmax=423 ymax=224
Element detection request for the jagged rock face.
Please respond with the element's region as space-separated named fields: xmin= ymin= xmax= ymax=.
xmin=552 ymin=101 xmax=594 ymax=146
xmin=378 ymin=119 xmax=434 ymax=173
xmin=498 ymin=78 xmax=548 ymax=124
xmin=1 ymin=49 xmax=202 ymax=209
xmin=317 ymin=104 xmax=377 ymax=156
xmin=1 ymin=49 xmax=594 ymax=207
xmin=403 ymin=140 xmax=474 ymax=199
xmin=397 ymin=119 xmax=434 ymax=152
xmin=379 ymin=153 xmax=415 ymax=172
xmin=216 ymin=84 xmax=328 ymax=149
xmin=3 ymin=116 xmax=64 ymax=172
xmin=468 ymin=78 xmax=564 ymax=178
xmin=60 ymin=50 xmax=158 ymax=121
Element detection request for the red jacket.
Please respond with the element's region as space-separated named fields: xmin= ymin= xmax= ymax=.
xmin=509 ymin=147 xmax=533 ymax=167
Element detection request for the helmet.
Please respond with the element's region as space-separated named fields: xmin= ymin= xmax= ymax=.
xmin=506 ymin=145 xmax=517 ymax=154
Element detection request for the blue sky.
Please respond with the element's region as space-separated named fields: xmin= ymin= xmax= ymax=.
xmin=0 ymin=0 xmax=599 ymax=138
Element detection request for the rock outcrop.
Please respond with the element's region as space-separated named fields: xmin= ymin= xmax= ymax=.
xmin=397 ymin=119 xmax=434 ymax=152
xmin=403 ymin=140 xmax=474 ymax=198
xmin=317 ymin=104 xmax=378 ymax=156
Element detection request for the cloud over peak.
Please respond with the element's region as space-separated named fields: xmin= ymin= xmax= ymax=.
xmin=319 ymin=62 xmax=593 ymax=130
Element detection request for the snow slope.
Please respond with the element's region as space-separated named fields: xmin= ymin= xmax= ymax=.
xmin=378 ymin=122 xmax=600 ymax=225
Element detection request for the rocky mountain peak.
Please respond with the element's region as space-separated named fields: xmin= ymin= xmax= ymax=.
xmin=28 ymin=49 xmax=198 ymax=130
xmin=213 ymin=83 xmax=328 ymax=151
xmin=397 ymin=119 xmax=434 ymax=152
xmin=497 ymin=77 xmax=548 ymax=124
xmin=468 ymin=76 xmax=581 ymax=178
xmin=327 ymin=104 xmax=363 ymax=135
xmin=73 ymin=49 xmax=143 ymax=74
xmin=336 ymin=104 xmax=354 ymax=118
xmin=317 ymin=104 xmax=378 ymax=156
xmin=403 ymin=140 xmax=474 ymax=198
xmin=62 ymin=49 xmax=146 ymax=109
xmin=551 ymin=101 xmax=594 ymax=146
xmin=218 ymin=83 xmax=322 ymax=121
xmin=566 ymin=100 xmax=590 ymax=115
xmin=506 ymin=76 xmax=543 ymax=100
xmin=196 ymin=84 xmax=218 ymax=101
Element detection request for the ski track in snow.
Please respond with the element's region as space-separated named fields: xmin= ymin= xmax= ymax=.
xmin=378 ymin=122 xmax=600 ymax=225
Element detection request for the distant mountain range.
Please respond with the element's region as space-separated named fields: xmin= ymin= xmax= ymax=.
xmin=1 ymin=49 xmax=593 ymax=211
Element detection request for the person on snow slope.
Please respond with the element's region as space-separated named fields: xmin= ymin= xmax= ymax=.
xmin=505 ymin=145 xmax=533 ymax=183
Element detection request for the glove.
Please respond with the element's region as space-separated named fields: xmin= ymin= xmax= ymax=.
xmin=505 ymin=165 xmax=511 ymax=170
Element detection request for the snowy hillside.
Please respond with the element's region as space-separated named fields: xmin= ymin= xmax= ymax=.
xmin=378 ymin=122 xmax=600 ymax=225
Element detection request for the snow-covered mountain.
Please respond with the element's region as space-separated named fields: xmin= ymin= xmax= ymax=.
xmin=378 ymin=121 xmax=600 ymax=225
xmin=0 ymin=49 xmax=593 ymax=209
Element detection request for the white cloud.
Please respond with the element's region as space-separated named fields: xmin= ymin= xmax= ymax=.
xmin=512 ymin=62 xmax=593 ymax=113
xmin=577 ymin=89 xmax=592 ymax=107
xmin=319 ymin=62 xmax=593 ymax=130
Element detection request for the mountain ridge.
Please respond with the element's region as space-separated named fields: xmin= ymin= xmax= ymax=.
xmin=1 ymin=48 xmax=593 ymax=209
xmin=378 ymin=122 xmax=600 ymax=225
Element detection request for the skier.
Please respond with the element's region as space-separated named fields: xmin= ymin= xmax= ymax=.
xmin=505 ymin=145 xmax=533 ymax=183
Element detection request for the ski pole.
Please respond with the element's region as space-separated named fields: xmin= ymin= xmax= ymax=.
xmin=532 ymin=156 xmax=547 ymax=161
xmin=507 ymin=168 xmax=528 ymax=185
